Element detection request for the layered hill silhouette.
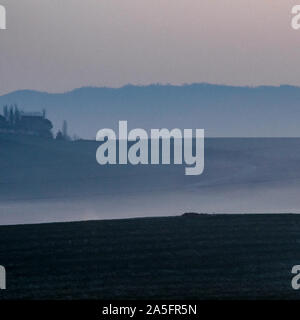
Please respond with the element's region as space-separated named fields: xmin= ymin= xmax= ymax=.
xmin=1 ymin=84 xmax=300 ymax=138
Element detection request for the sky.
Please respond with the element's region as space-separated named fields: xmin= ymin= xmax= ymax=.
xmin=0 ymin=0 xmax=299 ymax=94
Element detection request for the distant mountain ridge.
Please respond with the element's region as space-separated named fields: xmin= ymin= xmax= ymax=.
xmin=1 ymin=83 xmax=300 ymax=138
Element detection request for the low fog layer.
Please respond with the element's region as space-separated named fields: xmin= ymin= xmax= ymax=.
xmin=0 ymin=136 xmax=300 ymax=225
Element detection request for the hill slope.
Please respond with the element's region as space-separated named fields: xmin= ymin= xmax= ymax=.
xmin=0 ymin=214 xmax=299 ymax=299
xmin=1 ymin=84 xmax=300 ymax=138
xmin=1 ymin=134 xmax=300 ymax=224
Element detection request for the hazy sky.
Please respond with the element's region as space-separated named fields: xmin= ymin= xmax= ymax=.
xmin=0 ymin=0 xmax=299 ymax=94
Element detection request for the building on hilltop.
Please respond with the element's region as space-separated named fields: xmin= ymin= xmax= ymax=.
xmin=0 ymin=106 xmax=53 ymax=138
xmin=18 ymin=113 xmax=53 ymax=138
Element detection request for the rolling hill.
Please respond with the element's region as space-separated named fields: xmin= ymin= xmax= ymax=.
xmin=1 ymin=84 xmax=300 ymax=138
xmin=1 ymin=133 xmax=300 ymax=225
xmin=0 ymin=214 xmax=299 ymax=299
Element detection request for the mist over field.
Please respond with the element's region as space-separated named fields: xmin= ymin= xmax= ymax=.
xmin=1 ymin=0 xmax=300 ymax=301
xmin=1 ymin=134 xmax=300 ymax=225
xmin=1 ymin=84 xmax=300 ymax=224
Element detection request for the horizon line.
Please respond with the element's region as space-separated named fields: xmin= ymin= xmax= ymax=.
xmin=1 ymin=82 xmax=299 ymax=97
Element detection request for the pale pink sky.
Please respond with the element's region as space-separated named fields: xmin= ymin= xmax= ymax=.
xmin=0 ymin=0 xmax=299 ymax=94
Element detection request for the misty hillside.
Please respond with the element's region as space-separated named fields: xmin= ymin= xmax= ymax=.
xmin=1 ymin=133 xmax=300 ymax=225
xmin=1 ymin=84 xmax=300 ymax=138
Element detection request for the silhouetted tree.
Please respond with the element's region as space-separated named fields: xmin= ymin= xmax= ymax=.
xmin=3 ymin=105 xmax=8 ymax=120
xmin=62 ymin=120 xmax=68 ymax=140
xmin=8 ymin=106 xmax=14 ymax=126
xmin=56 ymin=131 xmax=64 ymax=140
xmin=14 ymin=105 xmax=20 ymax=127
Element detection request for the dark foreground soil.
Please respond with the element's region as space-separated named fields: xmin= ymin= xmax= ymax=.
xmin=1 ymin=214 xmax=300 ymax=299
